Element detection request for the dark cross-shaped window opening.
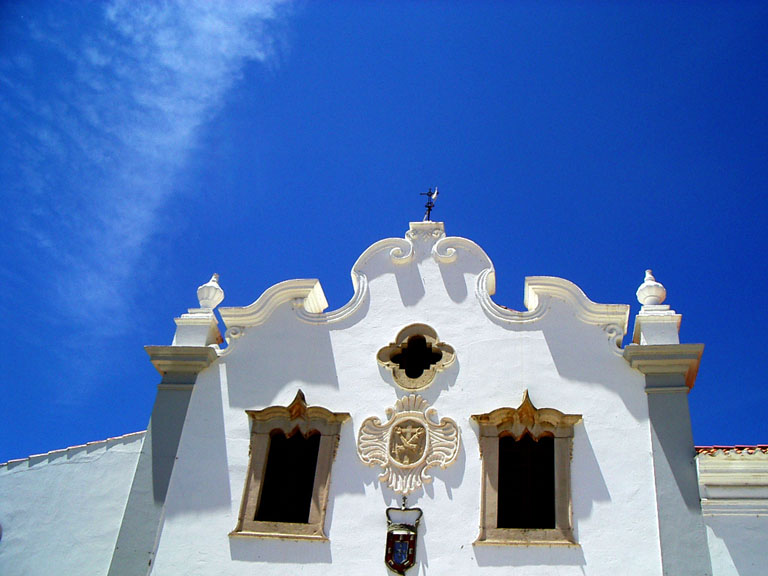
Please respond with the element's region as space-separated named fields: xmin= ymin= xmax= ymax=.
xmin=390 ymin=335 xmax=443 ymax=379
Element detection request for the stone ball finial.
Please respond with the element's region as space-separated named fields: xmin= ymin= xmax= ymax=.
xmin=636 ymin=269 xmax=666 ymax=306
xmin=197 ymin=273 xmax=225 ymax=309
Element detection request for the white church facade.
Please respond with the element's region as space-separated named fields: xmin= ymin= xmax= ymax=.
xmin=1 ymin=222 xmax=766 ymax=575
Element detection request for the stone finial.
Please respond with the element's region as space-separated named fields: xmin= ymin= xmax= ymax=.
xmin=197 ymin=273 xmax=225 ymax=309
xmin=636 ymin=269 xmax=666 ymax=306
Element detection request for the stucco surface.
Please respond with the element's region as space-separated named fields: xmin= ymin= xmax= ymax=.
xmin=0 ymin=432 xmax=144 ymax=576
xmin=2 ymin=225 xmax=764 ymax=575
xmin=151 ymin=226 xmax=665 ymax=575
xmin=706 ymin=516 xmax=768 ymax=576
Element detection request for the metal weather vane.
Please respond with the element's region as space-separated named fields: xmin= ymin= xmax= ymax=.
xmin=421 ymin=187 xmax=439 ymax=221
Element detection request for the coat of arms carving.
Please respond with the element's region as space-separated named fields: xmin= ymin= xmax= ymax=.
xmin=357 ymin=394 xmax=460 ymax=494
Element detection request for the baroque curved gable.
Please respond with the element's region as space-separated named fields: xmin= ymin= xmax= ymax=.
xmin=216 ymin=222 xmax=628 ymax=353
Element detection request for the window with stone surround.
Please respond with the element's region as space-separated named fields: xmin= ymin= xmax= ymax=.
xmin=231 ymin=390 xmax=349 ymax=540
xmin=471 ymin=391 xmax=581 ymax=546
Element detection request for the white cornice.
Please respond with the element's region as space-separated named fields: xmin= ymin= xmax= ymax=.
xmin=294 ymin=272 xmax=369 ymax=325
xmin=623 ymin=344 xmax=704 ymax=389
xmin=431 ymin=233 xmax=493 ymax=267
xmin=219 ymin=223 xmax=451 ymax=329
xmin=700 ymin=500 xmax=768 ymax=515
xmin=526 ymin=276 xmax=630 ymax=329
xmin=145 ymin=345 xmax=219 ymax=375
xmin=477 ymin=272 xmax=629 ymax=352
xmin=218 ymin=279 xmax=328 ymax=326
xmin=697 ymin=451 xmax=768 ymax=515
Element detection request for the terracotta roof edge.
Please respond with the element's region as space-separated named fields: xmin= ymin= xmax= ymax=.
xmin=695 ymin=444 xmax=768 ymax=455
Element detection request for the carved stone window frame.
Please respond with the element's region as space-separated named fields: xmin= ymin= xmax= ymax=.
xmin=377 ymin=324 xmax=455 ymax=390
xmin=471 ymin=391 xmax=581 ymax=546
xmin=231 ymin=390 xmax=350 ymax=540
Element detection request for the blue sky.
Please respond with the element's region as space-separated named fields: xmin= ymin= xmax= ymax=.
xmin=1 ymin=1 xmax=766 ymax=462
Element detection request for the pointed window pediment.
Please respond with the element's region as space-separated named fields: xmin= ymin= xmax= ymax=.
xmin=232 ymin=390 xmax=349 ymax=540
xmin=472 ymin=391 xmax=581 ymax=546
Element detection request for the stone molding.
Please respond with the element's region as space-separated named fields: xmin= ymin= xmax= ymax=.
xmin=215 ymin=223 xmax=628 ymax=357
xmin=233 ymin=391 xmax=350 ymax=540
xmin=145 ymin=345 xmax=218 ymax=377
xmin=220 ymin=224 xmax=457 ymax=331
xmin=471 ymin=391 xmax=582 ymax=439
xmin=357 ymin=394 xmax=460 ymax=495
xmin=352 ymin=221 xmax=477 ymax=267
xmin=697 ymin=450 xmax=768 ymax=515
xmin=219 ymin=279 xmax=328 ymax=326
xmin=244 ymin=390 xmax=351 ymax=436
xmin=623 ymin=344 xmax=704 ymax=390
xmin=293 ymin=273 xmax=369 ymax=325
xmin=216 ymin=223 xmax=493 ymax=331
xmin=476 ymin=271 xmax=629 ymax=352
xmin=472 ymin=392 xmax=581 ymax=546
xmin=376 ymin=324 xmax=456 ymax=390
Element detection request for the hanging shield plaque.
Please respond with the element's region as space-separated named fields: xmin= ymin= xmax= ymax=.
xmin=385 ymin=506 xmax=422 ymax=575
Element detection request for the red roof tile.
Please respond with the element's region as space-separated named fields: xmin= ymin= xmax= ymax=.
xmin=695 ymin=445 xmax=768 ymax=455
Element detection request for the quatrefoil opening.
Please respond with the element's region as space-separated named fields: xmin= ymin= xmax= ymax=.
xmin=377 ymin=324 xmax=455 ymax=390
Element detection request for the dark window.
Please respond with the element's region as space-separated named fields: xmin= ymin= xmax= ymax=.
xmin=256 ymin=430 xmax=321 ymax=523
xmin=390 ymin=335 xmax=443 ymax=379
xmin=497 ymin=434 xmax=555 ymax=529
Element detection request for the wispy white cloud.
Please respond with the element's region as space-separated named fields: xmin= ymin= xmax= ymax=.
xmin=0 ymin=0 xmax=292 ymax=330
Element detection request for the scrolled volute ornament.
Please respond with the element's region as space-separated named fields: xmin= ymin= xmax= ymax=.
xmin=357 ymin=394 xmax=460 ymax=495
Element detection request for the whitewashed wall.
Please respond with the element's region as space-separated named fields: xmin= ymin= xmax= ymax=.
xmin=706 ymin=518 xmax=768 ymax=576
xmin=150 ymin=223 xmax=666 ymax=575
xmin=0 ymin=432 xmax=144 ymax=576
xmin=3 ymin=224 xmax=764 ymax=575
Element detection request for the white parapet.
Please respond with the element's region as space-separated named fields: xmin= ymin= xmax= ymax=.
xmin=697 ymin=446 xmax=768 ymax=515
